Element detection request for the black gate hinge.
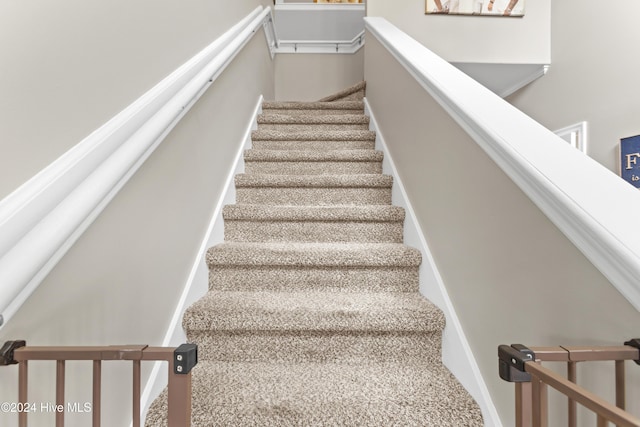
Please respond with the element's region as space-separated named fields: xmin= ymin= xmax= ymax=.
xmin=174 ymin=343 xmax=198 ymax=375
xmin=0 ymin=340 xmax=26 ymax=366
xmin=498 ymin=343 xmax=535 ymax=383
xmin=624 ymin=338 xmax=640 ymax=365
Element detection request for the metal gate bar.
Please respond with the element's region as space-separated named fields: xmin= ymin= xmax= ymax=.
xmin=1 ymin=341 xmax=197 ymax=427
xmin=499 ymin=341 xmax=640 ymax=427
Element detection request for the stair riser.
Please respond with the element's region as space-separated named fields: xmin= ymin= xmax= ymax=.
xmin=244 ymin=161 xmax=382 ymax=175
xmin=258 ymin=123 xmax=369 ymax=132
xmin=251 ymin=130 xmax=376 ymax=142
xmin=261 ymin=108 xmax=364 ymax=116
xmin=236 ymin=187 xmax=392 ymax=205
xmin=251 ymin=140 xmax=376 ymax=150
xmin=189 ymin=332 xmax=443 ymax=365
xmin=209 ymin=266 xmax=419 ymax=292
xmin=224 ymin=220 xmax=403 ymax=243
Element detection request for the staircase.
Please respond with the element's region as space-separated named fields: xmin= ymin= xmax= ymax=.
xmin=145 ymin=82 xmax=483 ymax=426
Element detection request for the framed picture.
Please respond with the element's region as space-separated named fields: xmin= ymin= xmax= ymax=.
xmin=620 ymin=135 xmax=640 ymax=188
xmin=425 ymin=0 xmax=524 ymax=16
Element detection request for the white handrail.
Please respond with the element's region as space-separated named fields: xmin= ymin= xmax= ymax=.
xmin=274 ymin=1 xmax=365 ymax=48
xmin=277 ymin=30 xmax=365 ymax=45
xmin=0 ymin=8 xmax=263 ymax=258
xmin=0 ymin=6 xmax=276 ymax=328
xmin=275 ymin=30 xmax=364 ymax=54
xmin=365 ymin=17 xmax=640 ymax=311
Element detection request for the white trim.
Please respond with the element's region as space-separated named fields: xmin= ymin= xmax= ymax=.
xmin=498 ymin=64 xmax=549 ymax=98
xmin=365 ymin=17 xmax=640 ymax=312
xmin=263 ymin=13 xmax=280 ymax=59
xmin=137 ymin=95 xmax=263 ymax=424
xmin=555 ymin=121 xmax=588 ymax=154
xmin=0 ymin=6 xmax=275 ymax=328
xmin=275 ymin=31 xmax=365 ymax=54
xmin=365 ymin=98 xmax=503 ymax=427
xmin=451 ymin=63 xmax=549 ymax=99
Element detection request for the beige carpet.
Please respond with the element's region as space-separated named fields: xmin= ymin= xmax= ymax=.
xmin=145 ymin=82 xmax=483 ymax=426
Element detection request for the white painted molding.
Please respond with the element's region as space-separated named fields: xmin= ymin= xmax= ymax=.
xmin=365 ymin=17 xmax=640 ymax=311
xmin=497 ymin=64 xmax=549 ymax=98
xmin=364 ymin=98 xmax=503 ymax=427
xmin=555 ymin=121 xmax=588 ymax=154
xmin=275 ymin=30 xmax=365 ymax=54
xmin=0 ymin=6 xmax=276 ymax=328
xmin=137 ymin=95 xmax=263 ymax=424
xmin=263 ymin=12 xmax=280 ymax=59
xmin=452 ymin=63 xmax=549 ymax=98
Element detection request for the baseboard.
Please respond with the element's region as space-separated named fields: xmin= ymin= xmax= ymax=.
xmin=364 ymin=97 xmax=503 ymax=427
xmin=136 ymin=95 xmax=263 ymax=424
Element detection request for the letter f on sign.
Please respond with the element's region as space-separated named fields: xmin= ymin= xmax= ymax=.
xmin=625 ymin=153 xmax=640 ymax=170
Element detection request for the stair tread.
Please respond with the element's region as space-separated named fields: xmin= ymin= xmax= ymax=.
xmin=262 ymin=100 xmax=364 ymax=110
xmin=252 ymin=129 xmax=376 ymax=141
xmin=223 ymin=204 xmax=404 ymax=221
xmin=257 ymin=114 xmax=369 ymax=125
xmin=145 ymin=361 xmax=483 ymax=426
xmin=235 ymin=173 xmax=392 ymax=188
xmin=185 ymin=291 xmax=444 ymax=333
xmin=244 ymin=149 xmax=382 ymax=162
xmin=146 ymin=82 xmax=483 ymax=427
xmin=207 ymin=242 xmax=421 ymax=267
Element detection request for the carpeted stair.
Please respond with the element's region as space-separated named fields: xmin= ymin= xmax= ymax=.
xmin=145 ymin=82 xmax=483 ymax=426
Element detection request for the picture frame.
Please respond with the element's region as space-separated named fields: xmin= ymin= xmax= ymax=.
xmin=425 ymin=0 xmax=524 ymax=16
xmin=620 ymin=135 xmax=640 ymax=188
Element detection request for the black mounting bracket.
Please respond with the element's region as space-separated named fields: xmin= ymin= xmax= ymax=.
xmin=624 ymin=338 xmax=640 ymax=365
xmin=0 ymin=340 xmax=26 ymax=366
xmin=498 ymin=343 xmax=535 ymax=383
xmin=174 ymin=343 xmax=198 ymax=375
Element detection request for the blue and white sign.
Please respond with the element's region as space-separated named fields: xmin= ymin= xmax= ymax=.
xmin=620 ymin=135 xmax=640 ymax=188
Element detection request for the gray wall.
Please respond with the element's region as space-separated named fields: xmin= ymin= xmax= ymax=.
xmin=0 ymin=0 xmax=272 ymax=200
xmin=274 ymin=50 xmax=364 ymax=100
xmin=507 ymin=0 xmax=640 ymax=173
xmin=0 ymin=1 xmax=274 ymax=425
xmin=365 ymin=33 xmax=640 ymax=425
